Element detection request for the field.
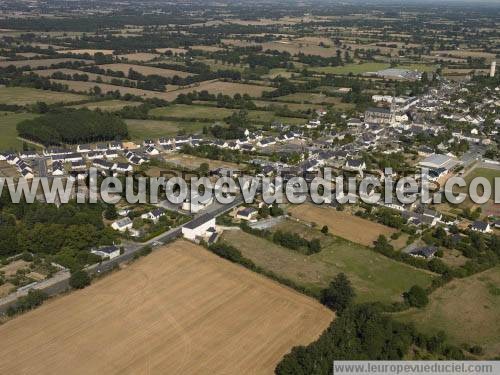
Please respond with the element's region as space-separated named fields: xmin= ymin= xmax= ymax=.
xmin=150 ymin=104 xmax=233 ymax=120
xmin=71 ymin=99 xmax=142 ymax=111
xmin=273 ymin=93 xmax=354 ymax=110
xmin=126 ymin=119 xmax=206 ymax=139
xmin=288 ymin=204 xmax=396 ymax=247
xmin=100 ymin=63 xmax=193 ymax=78
xmin=34 ymin=68 xmax=140 ymax=85
xmin=117 ymin=52 xmax=160 ymax=62
xmin=0 ymin=241 xmax=333 ymax=374
xmin=0 ymin=112 xmax=39 ymax=150
xmin=150 ymin=104 xmax=306 ymax=124
xmin=52 ymin=79 xmax=272 ymax=101
xmin=0 ymin=58 xmax=90 ymax=69
xmin=395 ymin=266 xmax=500 ymax=357
xmin=163 ymin=153 xmax=242 ymax=170
xmin=0 ymin=86 xmax=88 ymax=105
xmin=310 ymin=63 xmax=435 ymax=75
xmin=221 ymin=222 xmax=434 ymax=303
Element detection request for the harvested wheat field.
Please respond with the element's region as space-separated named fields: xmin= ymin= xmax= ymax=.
xmin=288 ymin=204 xmax=396 ymax=247
xmin=0 ymin=241 xmax=333 ymax=375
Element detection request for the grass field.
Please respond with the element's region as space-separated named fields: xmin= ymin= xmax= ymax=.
xmin=310 ymin=63 xmax=435 ymax=75
xmin=71 ymin=99 xmax=142 ymax=111
xmin=288 ymin=204 xmax=397 ymax=247
xmin=0 ymin=241 xmax=333 ymax=374
xmin=150 ymin=104 xmax=307 ymax=125
xmin=395 ymin=266 xmax=500 ymax=357
xmin=163 ymin=154 xmax=242 ymax=170
xmin=0 ymin=112 xmax=38 ymax=150
xmin=34 ymin=68 xmax=140 ymax=85
xmin=222 ymin=223 xmax=434 ymax=303
xmin=126 ymin=119 xmax=206 ymax=139
xmin=0 ymin=86 xmax=88 ymax=105
xmin=99 ymin=63 xmax=194 ymax=78
xmin=273 ymin=92 xmax=354 ymax=110
xmin=0 ymin=58 xmax=91 ymax=69
xmin=150 ymin=104 xmax=233 ymax=120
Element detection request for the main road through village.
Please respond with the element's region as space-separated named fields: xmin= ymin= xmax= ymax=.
xmin=0 ymin=195 xmax=244 ymax=314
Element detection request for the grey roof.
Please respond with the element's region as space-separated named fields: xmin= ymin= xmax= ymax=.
xmin=410 ymin=246 xmax=437 ymax=258
xmin=183 ymin=213 xmax=215 ymax=230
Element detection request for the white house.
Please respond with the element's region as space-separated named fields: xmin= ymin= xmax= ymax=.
xmin=140 ymin=208 xmax=166 ymax=223
xmin=235 ymin=207 xmax=258 ymax=221
xmin=182 ymin=215 xmax=217 ymax=242
xmin=111 ymin=217 xmax=133 ymax=232
xmin=470 ymin=221 xmax=492 ymax=234
xmin=91 ymin=245 xmax=120 ymax=260
xmin=182 ymin=195 xmax=213 ymax=213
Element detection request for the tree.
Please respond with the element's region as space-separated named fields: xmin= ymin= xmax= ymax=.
xmin=321 ymin=225 xmax=329 ymax=234
xmin=69 ymin=270 xmax=91 ymax=289
xmin=404 ymin=285 xmax=429 ymax=308
xmin=104 ymin=204 xmax=118 ymax=220
xmin=198 ymin=162 xmax=209 ymax=176
xmin=320 ymin=273 xmax=355 ymax=312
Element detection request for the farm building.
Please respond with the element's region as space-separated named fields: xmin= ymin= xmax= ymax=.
xmin=182 ymin=214 xmax=217 ymax=242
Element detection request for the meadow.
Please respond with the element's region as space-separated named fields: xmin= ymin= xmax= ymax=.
xmin=221 ymin=221 xmax=434 ymax=303
xmin=0 ymin=112 xmax=39 ymax=150
xmin=0 ymin=86 xmax=88 ymax=105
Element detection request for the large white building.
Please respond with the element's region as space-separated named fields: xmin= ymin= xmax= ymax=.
xmin=182 ymin=215 xmax=217 ymax=242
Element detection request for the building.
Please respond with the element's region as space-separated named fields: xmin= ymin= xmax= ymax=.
xmin=374 ymin=68 xmax=422 ymax=81
xmin=364 ymin=107 xmax=395 ymax=125
xmin=111 ymin=217 xmax=133 ymax=232
xmin=141 ymin=208 xmax=166 ymax=223
xmin=491 ymin=61 xmax=496 ymax=78
xmin=470 ymin=221 xmax=492 ymax=234
xmin=418 ymin=153 xmax=459 ymax=171
xmin=235 ymin=207 xmax=258 ymax=221
xmin=182 ymin=214 xmax=216 ymax=242
xmin=409 ymin=246 xmax=437 ymax=259
xmin=182 ymin=195 xmax=213 ymax=213
xmin=91 ymin=245 xmax=120 ymax=260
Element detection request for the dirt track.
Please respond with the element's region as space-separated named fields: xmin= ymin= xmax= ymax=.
xmin=0 ymin=241 xmax=332 ymax=375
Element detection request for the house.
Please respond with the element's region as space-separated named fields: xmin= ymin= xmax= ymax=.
xmin=6 ymin=154 xmax=19 ymax=165
xmin=182 ymin=214 xmax=217 ymax=242
xmin=257 ymin=138 xmax=276 ymax=148
xmin=145 ymin=146 xmax=160 ymax=156
xmin=143 ymin=139 xmax=155 ymax=147
xmin=344 ymin=159 xmax=366 ymax=174
xmin=470 ymin=221 xmax=492 ymax=233
xmin=182 ymin=195 xmax=213 ymax=213
xmin=235 ymin=207 xmax=258 ymax=221
xmin=105 ymin=150 xmax=118 ymax=159
xmin=108 ymin=142 xmax=122 ymax=151
xmin=409 ymin=246 xmax=438 ymax=259
xmin=111 ymin=217 xmax=133 ymax=232
xmin=71 ymin=160 xmax=86 ymax=171
xmin=91 ymin=245 xmax=120 ymax=260
xmin=112 ymin=163 xmax=133 ymax=174
xmin=20 ymin=169 xmax=34 ymax=180
xmin=52 ymin=161 xmax=64 ymax=176
xmin=87 ymin=151 xmax=104 ymax=160
xmin=93 ymin=159 xmax=114 ymax=172
xmin=77 ymin=144 xmax=92 ymax=153
xmin=141 ymin=208 xmax=166 ymax=223
xmin=19 ymin=150 xmax=38 ymax=160
xmin=95 ymin=143 xmax=108 ymax=152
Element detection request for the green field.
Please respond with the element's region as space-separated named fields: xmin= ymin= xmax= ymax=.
xmin=150 ymin=104 xmax=307 ymax=125
xmin=126 ymin=118 xmax=206 ymax=140
xmin=395 ymin=266 xmax=500 ymax=357
xmin=0 ymin=87 xmax=88 ymax=105
xmin=150 ymin=104 xmax=233 ymax=120
xmin=221 ymin=222 xmax=434 ymax=304
xmin=310 ymin=63 xmax=435 ymax=75
xmin=0 ymin=112 xmax=38 ymax=151
xmin=71 ymin=100 xmax=142 ymax=111
xmin=464 ymin=167 xmax=500 ymax=188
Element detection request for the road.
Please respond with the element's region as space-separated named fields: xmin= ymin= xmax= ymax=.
xmin=0 ymin=194 xmax=245 ymax=313
xmin=36 ymin=157 xmax=48 ymax=177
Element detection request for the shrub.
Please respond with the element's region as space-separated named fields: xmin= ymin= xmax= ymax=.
xmin=69 ymin=270 xmax=91 ymax=289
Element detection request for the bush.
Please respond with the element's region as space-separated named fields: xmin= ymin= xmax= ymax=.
xmin=320 ymin=273 xmax=355 ymax=312
xmin=7 ymin=290 xmax=48 ymax=316
xmin=404 ymin=285 xmax=429 ymax=308
xmin=321 ymin=225 xmax=329 ymax=234
xmin=69 ymin=270 xmax=91 ymax=289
